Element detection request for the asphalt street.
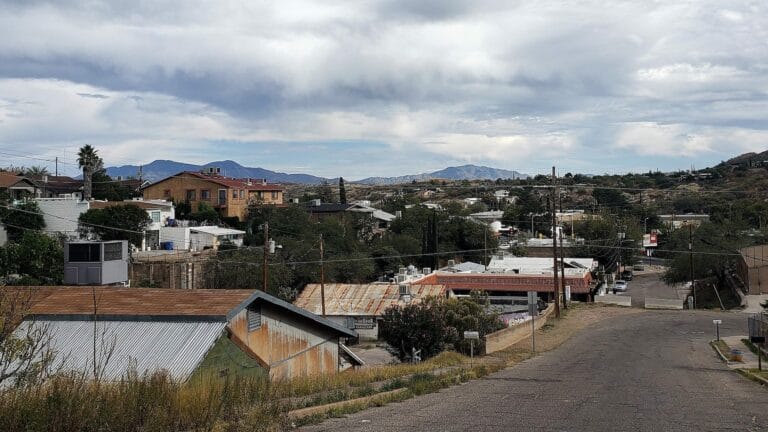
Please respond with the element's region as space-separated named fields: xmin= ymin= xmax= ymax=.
xmin=302 ymin=311 xmax=768 ymax=432
xmin=624 ymin=272 xmax=689 ymax=308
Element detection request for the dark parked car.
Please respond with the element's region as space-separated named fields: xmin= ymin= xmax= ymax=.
xmin=621 ymin=270 xmax=633 ymax=280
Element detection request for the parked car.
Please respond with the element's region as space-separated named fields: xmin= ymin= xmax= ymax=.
xmin=621 ymin=269 xmax=633 ymax=280
xmin=614 ymin=280 xmax=628 ymax=292
xmin=633 ymin=264 xmax=645 ymax=271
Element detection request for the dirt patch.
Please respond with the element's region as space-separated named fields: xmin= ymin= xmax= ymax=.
xmin=487 ymin=303 xmax=645 ymax=364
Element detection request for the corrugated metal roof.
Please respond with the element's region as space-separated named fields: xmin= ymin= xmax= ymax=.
xmin=29 ymin=288 xmax=255 ymax=318
xmin=25 ymin=287 xmax=356 ymax=338
xmin=15 ymin=319 xmax=226 ymax=381
xmin=190 ymin=226 xmax=246 ymax=236
xmin=294 ymin=284 xmax=446 ymax=316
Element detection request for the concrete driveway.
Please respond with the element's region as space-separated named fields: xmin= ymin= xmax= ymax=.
xmin=302 ymin=310 xmax=767 ymax=432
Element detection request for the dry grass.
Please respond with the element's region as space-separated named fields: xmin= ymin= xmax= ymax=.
xmin=0 ymin=305 xmax=633 ymax=431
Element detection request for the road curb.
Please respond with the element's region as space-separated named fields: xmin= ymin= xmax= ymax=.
xmin=710 ymin=340 xmax=730 ymax=364
xmin=287 ymin=388 xmax=408 ymax=420
xmin=735 ymin=369 xmax=768 ymax=386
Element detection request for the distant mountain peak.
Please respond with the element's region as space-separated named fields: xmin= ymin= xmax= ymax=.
xmin=356 ymin=164 xmax=528 ymax=185
xmin=105 ymin=160 xmax=331 ymax=184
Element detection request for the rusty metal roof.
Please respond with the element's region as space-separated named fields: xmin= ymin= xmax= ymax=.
xmin=28 ymin=287 xmax=256 ymax=319
xmin=25 ymin=287 xmax=357 ymax=337
xmin=294 ymin=284 xmax=446 ymax=317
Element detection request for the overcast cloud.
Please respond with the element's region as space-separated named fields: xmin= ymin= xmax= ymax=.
xmin=0 ymin=0 xmax=766 ymax=179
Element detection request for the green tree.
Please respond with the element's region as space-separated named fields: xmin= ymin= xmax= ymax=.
xmin=339 ymin=177 xmax=347 ymax=204
xmin=77 ymin=144 xmax=103 ymax=201
xmin=661 ymin=222 xmax=745 ymax=287
xmin=189 ymin=201 xmax=220 ymax=224
xmin=24 ymin=166 xmax=50 ymax=177
xmin=91 ymin=170 xmax=134 ymax=201
xmin=1 ymin=201 xmax=46 ymax=241
xmin=379 ymin=297 xmax=448 ymax=361
xmin=379 ymin=295 xmax=504 ymax=361
xmin=592 ymin=188 xmax=628 ymax=210
xmin=317 ymin=181 xmax=334 ymax=203
xmin=78 ymin=204 xmax=150 ymax=247
xmin=0 ymin=231 xmax=63 ymax=285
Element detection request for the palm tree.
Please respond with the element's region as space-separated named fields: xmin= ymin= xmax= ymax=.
xmin=77 ymin=145 xmax=102 ymax=201
xmin=25 ymin=165 xmax=50 ymax=177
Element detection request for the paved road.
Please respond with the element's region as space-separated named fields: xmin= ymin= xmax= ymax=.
xmin=302 ymin=311 xmax=768 ymax=431
xmin=624 ymin=272 xmax=689 ymax=308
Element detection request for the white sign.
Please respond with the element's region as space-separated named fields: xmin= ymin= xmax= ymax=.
xmin=463 ymin=331 xmax=480 ymax=340
xmin=713 ymin=319 xmax=722 ymax=325
xmin=643 ymin=233 xmax=658 ymax=248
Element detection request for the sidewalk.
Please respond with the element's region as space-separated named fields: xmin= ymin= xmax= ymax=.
xmin=720 ymin=335 xmax=763 ymax=370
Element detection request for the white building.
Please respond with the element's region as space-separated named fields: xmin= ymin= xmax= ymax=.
xmin=35 ymin=197 xmax=91 ymax=239
xmin=158 ymin=225 xmax=243 ymax=250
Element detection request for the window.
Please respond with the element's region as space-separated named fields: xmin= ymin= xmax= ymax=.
xmin=218 ymin=189 xmax=227 ymax=204
xmin=103 ymin=242 xmax=123 ymax=261
xmin=233 ymin=189 xmax=238 ymax=199
xmin=239 ymin=190 xmax=244 ymax=199
xmin=68 ymin=243 xmax=101 ymax=262
xmin=163 ymin=189 xmax=171 ymax=198
xmin=247 ymin=305 xmax=262 ymax=331
xmin=186 ymin=189 xmax=196 ymax=201
xmin=150 ymin=211 xmax=161 ymax=223
xmin=201 ymin=189 xmax=211 ymax=201
xmin=271 ymin=191 xmax=278 ymax=200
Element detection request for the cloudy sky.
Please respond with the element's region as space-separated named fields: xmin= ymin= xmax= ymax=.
xmin=0 ymin=1 xmax=766 ymax=180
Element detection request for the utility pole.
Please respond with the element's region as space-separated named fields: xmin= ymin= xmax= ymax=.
xmin=551 ymin=166 xmax=560 ymax=318
xmin=559 ymin=228 xmax=567 ymax=309
xmin=689 ymin=224 xmax=696 ymax=309
xmin=55 ymin=156 xmax=58 ymax=176
xmin=263 ymin=222 xmax=269 ymax=292
xmin=433 ymin=210 xmax=439 ymax=271
xmin=320 ymin=234 xmax=326 ymax=316
xmin=484 ymin=228 xmax=488 ymax=271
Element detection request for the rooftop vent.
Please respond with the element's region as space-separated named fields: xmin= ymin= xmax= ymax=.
xmin=447 ymin=259 xmax=455 ymax=267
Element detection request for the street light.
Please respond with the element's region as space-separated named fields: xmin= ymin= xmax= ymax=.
xmin=644 ymin=217 xmax=649 ymax=234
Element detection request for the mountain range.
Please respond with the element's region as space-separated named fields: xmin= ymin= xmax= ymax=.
xmin=356 ymin=165 xmax=528 ymax=185
xmin=105 ymin=160 xmax=529 ymax=185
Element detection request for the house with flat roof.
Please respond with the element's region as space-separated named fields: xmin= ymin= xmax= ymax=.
xmin=12 ymin=287 xmax=360 ymax=381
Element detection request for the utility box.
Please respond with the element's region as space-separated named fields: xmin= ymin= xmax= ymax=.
xmin=64 ymin=241 xmax=129 ymax=285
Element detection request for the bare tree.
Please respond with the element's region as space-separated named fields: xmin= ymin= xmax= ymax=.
xmin=0 ymin=288 xmax=58 ymax=386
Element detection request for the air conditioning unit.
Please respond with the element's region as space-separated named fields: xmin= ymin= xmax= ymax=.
xmin=63 ymin=241 xmax=129 ymax=285
xmin=422 ymin=267 xmax=431 ymax=275
xmin=398 ymin=267 xmax=407 ymax=275
xmin=447 ymin=259 xmax=455 ymax=267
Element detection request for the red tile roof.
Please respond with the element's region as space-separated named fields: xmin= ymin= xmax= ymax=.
xmin=413 ymin=272 xmax=593 ymax=294
xmin=167 ymin=172 xmax=283 ymax=191
xmin=28 ymin=287 xmax=256 ymax=317
xmin=0 ymin=172 xmax=34 ymax=189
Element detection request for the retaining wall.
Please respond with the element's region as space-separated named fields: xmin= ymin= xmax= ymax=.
xmin=485 ymin=303 xmax=555 ymax=354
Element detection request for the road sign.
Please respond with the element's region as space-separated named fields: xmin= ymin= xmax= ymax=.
xmin=463 ymin=331 xmax=479 ymax=340
xmin=751 ymin=336 xmax=766 ymax=344
xmin=712 ymin=320 xmax=722 ymax=325
xmin=527 ymin=291 xmax=538 ymax=316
